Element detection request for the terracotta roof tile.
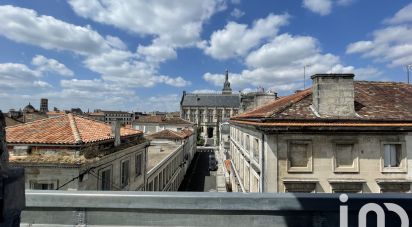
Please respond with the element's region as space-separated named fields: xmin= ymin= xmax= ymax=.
xmin=148 ymin=129 xmax=193 ymax=140
xmin=233 ymin=81 xmax=412 ymax=124
xmin=6 ymin=114 xmax=142 ymax=145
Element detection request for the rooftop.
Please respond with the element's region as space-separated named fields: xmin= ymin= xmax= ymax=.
xmin=147 ymin=129 xmax=193 ymax=140
xmin=6 ymin=113 xmax=142 ymax=145
xmin=181 ymin=93 xmax=240 ymax=108
xmin=147 ymin=144 xmax=180 ymax=171
xmin=134 ymin=116 xmax=192 ymax=125
xmin=233 ymin=81 xmax=412 ymax=127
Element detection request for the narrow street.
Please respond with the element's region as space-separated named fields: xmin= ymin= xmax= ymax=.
xmin=178 ymin=149 xmax=217 ymax=192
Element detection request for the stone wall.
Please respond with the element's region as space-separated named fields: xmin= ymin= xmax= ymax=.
xmin=312 ymin=74 xmax=355 ymax=117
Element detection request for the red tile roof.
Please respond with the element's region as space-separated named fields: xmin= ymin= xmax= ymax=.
xmin=232 ymin=81 xmax=412 ymax=127
xmin=148 ymin=129 xmax=193 ymax=140
xmin=6 ymin=114 xmax=142 ymax=145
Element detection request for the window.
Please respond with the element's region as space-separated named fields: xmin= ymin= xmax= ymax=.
xmin=136 ymin=154 xmax=142 ymax=176
xmin=245 ymin=135 xmax=250 ymax=152
xmin=287 ymin=140 xmax=312 ymax=172
xmin=121 ymin=160 xmax=130 ymax=188
xmin=333 ymin=143 xmax=359 ymax=173
xmin=208 ymin=110 xmax=213 ymax=122
xmin=384 ymin=144 xmax=401 ymax=167
xmin=30 ymin=181 xmax=56 ymax=190
xmin=100 ymin=168 xmax=111 ymax=191
xmin=253 ymin=138 xmax=259 ymax=161
xmin=381 ymin=142 xmax=406 ymax=172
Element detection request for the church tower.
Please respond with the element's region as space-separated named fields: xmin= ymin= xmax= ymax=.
xmin=222 ymin=69 xmax=232 ymax=95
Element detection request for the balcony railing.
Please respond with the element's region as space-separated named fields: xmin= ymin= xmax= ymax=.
xmin=20 ymin=190 xmax=412 ymax=226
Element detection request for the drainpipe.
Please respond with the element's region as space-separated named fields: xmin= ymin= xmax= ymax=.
xmin=259 ymin=133 xmax=265 ymax=193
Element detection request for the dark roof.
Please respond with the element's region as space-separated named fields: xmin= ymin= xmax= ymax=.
xmin=134 ymin=116 xmax=192 ymax=125
xmin=232 ymin=81 xmax=412 ymax=127
xmin=181 ymin=93 xmax=240 ymax=108
xmin=5 ymin=116 xmax=22 ymax=127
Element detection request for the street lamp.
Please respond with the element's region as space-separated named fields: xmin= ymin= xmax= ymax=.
xmin=406 ymin=64 xmax=412 ymax=84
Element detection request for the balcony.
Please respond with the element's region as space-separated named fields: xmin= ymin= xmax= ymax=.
xmin=20 ymin=190 xmax=412 ymax=226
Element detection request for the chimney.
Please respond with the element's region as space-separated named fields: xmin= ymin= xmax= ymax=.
xmin=111 ymin=121 xmax=121 ymax=146
xmin=311 ymin=74 xmax=355 ymax=117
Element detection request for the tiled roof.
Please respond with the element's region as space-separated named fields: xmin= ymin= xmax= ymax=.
xmin=134 ymin=116 xmax=192 ymax=125
xmin=232 ymin=81 xmax=412 ymax=125
xmin=148 ymin=129 xmax=193 ymax=140
xmin=5 ymin=116 xmax=22 ymax=127
xmin=6 ymin=114 xmax=142 ymax=145
xmin=181 ymin=93 xmax=240 ymax=108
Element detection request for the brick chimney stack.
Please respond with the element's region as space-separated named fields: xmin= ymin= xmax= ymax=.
xmin=311 ymin=74 xmax=355 ymax=117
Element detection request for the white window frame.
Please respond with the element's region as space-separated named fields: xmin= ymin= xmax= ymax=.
xmin=380 ymin=141 xmax=407 ymax=173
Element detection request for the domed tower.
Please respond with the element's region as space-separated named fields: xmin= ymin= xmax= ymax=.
xmin=23 ymin=103 xmax=36 ymax=113
xmin=222 ymin=69 xmax=232 ymax=95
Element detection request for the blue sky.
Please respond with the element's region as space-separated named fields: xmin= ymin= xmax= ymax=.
xmin=0 ymin=0 xmax=411 ymax=112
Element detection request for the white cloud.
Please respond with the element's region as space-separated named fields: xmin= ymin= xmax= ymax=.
xmin=302 ymin=0 xmax=355 ymax=15
xmin=204 ymin=31 xmax=382 ymax=93
xmin=230 ymin=8 xmax=245 ymax=18
xmin=137 ymin=42 xmax=177 ymax=64
xmin=68 ymin=0 xmax=226 ymax=47
xmin=192 ymin=89 xmax=220 ymax=94
xmin=0 ymin=5 xmax=191 ymax=91
xmin=346 ymin=4 xmax=412 ymax=67
xmin=32 ymin=55 xmax=74 ymax=77
xmin=384 ymin=3 xmax=412 ymax=24
xmin=141 ymin=94 xmax=180 ymax=112
xmin=0 ymin=5 xmax=111 ymax=55
xmin=0 ymin=63 xmax=50 ymax=92
xmin=203 ymin=13 xmax=289 ymax=59
xmin=105 ymin=35 xmax=127 ymax=50
xmin=302 ymin=0 xmax=332 ymax=16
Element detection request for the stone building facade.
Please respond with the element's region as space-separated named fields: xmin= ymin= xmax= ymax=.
xmin=146 ymin=129 xmax=196 ymax=191
xmin=87 ymin=110 xmax=133 ymax=125
xmin=228 ymin=74 xmax=412 ymax=193
xmin=132 ymin=116 xmax=193 ymax=135
xmin=180 ymin=71 xmax=240 ymax=145
xmin=6 ymin=114 xmax=149 ymax=191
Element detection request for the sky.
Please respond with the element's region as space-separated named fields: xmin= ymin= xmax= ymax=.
xmin=0 ymin=0 xmax=411 ymax=112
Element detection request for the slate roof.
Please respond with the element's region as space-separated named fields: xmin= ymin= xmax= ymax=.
xmin=232 ymin=81 xmax=412 ymax=127
xmin=181 ymin=93 xmax=240 ymax=108
xmin=6 ymin=113 xmax=142 ymax=145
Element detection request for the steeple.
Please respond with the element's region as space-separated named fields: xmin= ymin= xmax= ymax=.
xmin=222 ymin=69 xmax=232 ymax=95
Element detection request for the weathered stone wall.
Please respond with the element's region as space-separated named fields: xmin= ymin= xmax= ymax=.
xmin=312 ymin=74 xmax=355 ymax=117
xmin=273 ymin=132 xmax=410 ymax=193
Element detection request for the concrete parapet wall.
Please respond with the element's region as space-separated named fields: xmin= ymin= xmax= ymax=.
xmin=21 ymin=191 xmax=412 ymax=226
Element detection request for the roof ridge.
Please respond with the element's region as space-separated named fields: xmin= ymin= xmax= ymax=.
xmin=68 ymin=113 xmax=83 ymax=144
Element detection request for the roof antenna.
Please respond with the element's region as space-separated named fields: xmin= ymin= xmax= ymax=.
xmin=405 ymin=64 xmax=412 ymax=84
